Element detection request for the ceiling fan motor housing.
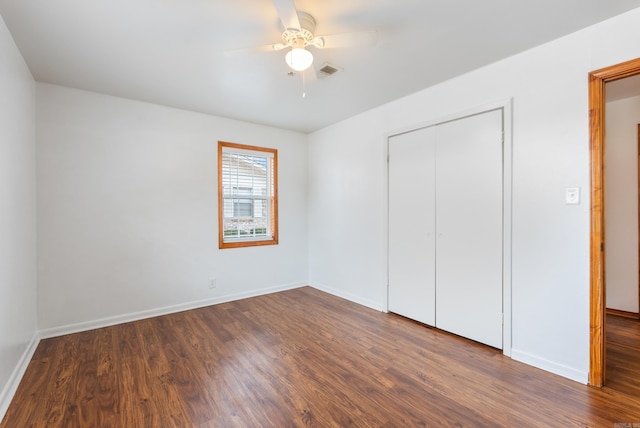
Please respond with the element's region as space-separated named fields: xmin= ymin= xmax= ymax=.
xmin=282 ymin=11 xmax=316 ymax=46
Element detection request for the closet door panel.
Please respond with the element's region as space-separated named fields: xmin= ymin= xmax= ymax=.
xmin=435 ymin=110 xmax=503 ymax=348
xmin=388 ymin=127 xmax=436 ymax=326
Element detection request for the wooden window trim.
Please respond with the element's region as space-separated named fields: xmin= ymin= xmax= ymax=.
xmin=218 ymin=141 xmax=279 ymax=249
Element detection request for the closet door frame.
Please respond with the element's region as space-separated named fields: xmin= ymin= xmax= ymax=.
xmin=384 ymin=99 xmax=513 ymax=357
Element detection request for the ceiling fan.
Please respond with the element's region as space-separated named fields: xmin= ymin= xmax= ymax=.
xmin=226 ymin=0 xmax=377 ymax=77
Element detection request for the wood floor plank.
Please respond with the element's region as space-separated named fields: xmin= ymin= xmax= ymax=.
xmin=10 ymin=334 xmax=77 ymax=426
xmin=60 ymin=330 xmax=100 ymax=427
xmin=606 ymin=314 xmax=640 ymax=399
xmin=137 ymin=319 xmax=191 ymax=427
xmin=3 ymin=287 xmax=640 ymax=427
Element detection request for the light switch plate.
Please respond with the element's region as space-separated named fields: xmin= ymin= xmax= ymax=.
xmin=565 ymin=187 xmax=580 ymax=205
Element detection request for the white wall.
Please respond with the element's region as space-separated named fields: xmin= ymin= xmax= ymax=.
xmin=0 ymin=14 xmax=37 ymax=419
xmin=605 ymin=95 xmax=640 ymax=314
xmin=308 ymin=7 xmax=640 ymax=383
xmin=36 ymin=84 xmax=308 ymax=333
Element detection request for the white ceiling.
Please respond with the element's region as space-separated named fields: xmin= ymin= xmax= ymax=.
xmin=2 ymin=0 xmax=640 ymax=133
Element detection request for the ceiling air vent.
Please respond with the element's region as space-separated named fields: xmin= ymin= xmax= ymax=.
xmin=317 ymin=63 xmax=343 ymax=79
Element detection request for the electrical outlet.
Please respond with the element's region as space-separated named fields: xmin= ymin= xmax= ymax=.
xmin=209 ymin=278 xmax=217 ymax=289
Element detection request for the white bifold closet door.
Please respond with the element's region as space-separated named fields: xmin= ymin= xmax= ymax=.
xmin=388 ymin=126 xmax=436 ymax=326
xmin=388 ymin=109 xmax=503 ymax=349
xmin=434 ymin=110 xmax=503 ymax=349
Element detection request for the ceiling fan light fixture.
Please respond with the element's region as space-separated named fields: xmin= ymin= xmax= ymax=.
xmin=285 ymin=47 xmax=313 ymax=72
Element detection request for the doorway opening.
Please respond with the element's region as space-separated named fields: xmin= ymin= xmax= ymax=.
xmin=589 ymin=57 xmax=640 ymax=388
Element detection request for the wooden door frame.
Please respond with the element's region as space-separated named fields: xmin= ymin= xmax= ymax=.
xmin=589 ymin=57 xmax=640 ymax=387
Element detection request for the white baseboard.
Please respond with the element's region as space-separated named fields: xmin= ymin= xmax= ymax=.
xmin=309 ymin=281 xmax=385 ymax=312
xmin=511 ymin=348 xmax=588 ymax=384
xmin=39 ymin=281 xmax=307 ymax=339
xmin=0 ymin=332 xmax=40 ymax=423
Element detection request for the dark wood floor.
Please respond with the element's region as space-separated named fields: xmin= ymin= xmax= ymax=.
xmin=606 ymin=313 xmax=640 ymax=398
xmin=3 ymin=287 xmax=640 ymax=427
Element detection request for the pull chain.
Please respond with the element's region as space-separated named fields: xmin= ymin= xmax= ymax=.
xmin=302 ymin=70 xmax=306 ymax=98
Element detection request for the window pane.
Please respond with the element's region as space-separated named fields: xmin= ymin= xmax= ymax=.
xmin=233 ymin=199 xmax=253 ymax=217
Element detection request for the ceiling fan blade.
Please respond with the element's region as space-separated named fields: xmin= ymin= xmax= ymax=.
xmin=272 ymin=0 xmax=301 ymax=31
xmin=224 ymin=43 xmax=287 ymax=56
xmin=312 ymin=30 xmax=378 ymax=49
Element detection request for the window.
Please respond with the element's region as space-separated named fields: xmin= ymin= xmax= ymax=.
xmin=218 ymin=141 xmax=278 ymax=249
